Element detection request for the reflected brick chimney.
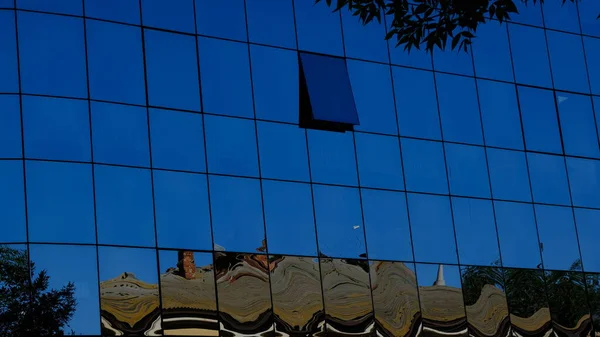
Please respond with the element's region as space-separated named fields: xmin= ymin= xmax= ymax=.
xmin=177 ymin=251 xmax=196 ymax=280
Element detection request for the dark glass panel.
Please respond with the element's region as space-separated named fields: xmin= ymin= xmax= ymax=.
xmin=433 ymin=43 xmax=474 ymax=76
xmin=355 ymin=133 xmax=404 ymax=190
xmin=371 ymin=261 xmax=420 ymax=337
xmin=408 ymin=194 xmax=458 ymax=264
xmin=557 ymin=93 xmax=599 ymax=158
xmin=584 ymin=37 xmax=600 ymax=95
xmin=262 ymin=180 xmax=318 ymax=257
xmin=215 ymin=252 xmax=273 ymax=336
xmin=141 ymin=0 xmax=194 ymax=33
xmin=511 ymin=1 xmax=543 ymax=26
xmin=26 ymin=161 xmax=95 ymax=244
xmin=270 ymin=255 xmax=325 ymax=336
xmin=487 ymin=148 xmax=532 ymax=202
xmin=535 ymin=205 xmax=582 ymax=271
xmin=321 ymin=258 xmax=374 ymax=335
xmin=401 ymin=138 xmax=448 ymax=194
xmin=307 ymin=130 xmax=358 ymax=186
xmin=153 ymin=170 xmax=212 ymax=251
xmin=389 ymin=38 xmax=432 ymax=70
xmin=99 ymin=247 xmax=160 ymax=336
xmin=195 ymin=0 xmax=246 ymax=41
xmin=22 ymin=96 xmax=90 ymax=162
xmin=547 ymin=31 xmax=590 ymax=93
xmin=477 ymin=80 xmax=524 ymax=150
xmin=444 ymin=143 xmax=490 ymax=198
xmin=294 ymin=0 xmax=344 ymax=56
xmin=585 ymin=273 xmax=600 ymax=335
xmin=246 ymin=0 xmax=296 ymax=48
xmin=472 ymin=22 xmax=513 ymax=82
xmin=579 ymin=1 xmax=600 ymax=37
xmin=84 ymin=0 xmax=139 ymax=24
xmin=542 ymin=0 xmax=580 ymax=33
xmin=0 ymin=245 xmax=30 ymax=335
xmin=159 ymin=250 xmax=218 ymax=336
xmin=416 ymin=263 xmax=467 ymax=337
xmin=509 ymin=24 xmax=552 ymax=88
xmin=29 ymin=244 xmax=100 ymax=335
xmin=0 ymin=12 xmax=18 ymax=93
xmin=573 ymin=208 xmax=600 ymax=273
xmin=527 ymin=153 xmax=571 ymax=206
xmin=209 ymin=176 xmax=265 ymax=254
xmin=362 ymin=189 xmax=413 ymax=262
xmin=341 ymin=9 xmax=388 ymax=63
xmin=0 ymin=160 xmax=25 ymax=243
xmin=518 ymin=86 xmax=562 ymax=154
xmin=567 ymin=157 xmax=600 ymax=209
xmin=546 ymin=271 xmax=591 ymax=337
xmin=86 ymin=19 xmax=146 ymax=105
xmin=494 ymin=201 xmax=542 ymax=269
xmin=257 ymin=121 xmax=310 ymax=182
xmin=504 ymin=269 xmax=552 ymax=337
xmin=0 ymin=95 xmax=22 ymax=159
xmin=94 ymin=165 xmax=155 ymax=247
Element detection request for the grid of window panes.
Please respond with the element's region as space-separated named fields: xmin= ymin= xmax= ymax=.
xmin=1 ymin=0 xmax=600 ymax=336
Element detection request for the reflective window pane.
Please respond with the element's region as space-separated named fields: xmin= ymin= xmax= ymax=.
xmin=144 ymin=29 xmax=200 ymax=111
xmin=509 ymin=24 xmax=552 ymax=88
xmin=408 ymin=194 xmax=457 ymax=264
xmin=472 ymin=22 xmax=513 ymax=82
xmin=209 ymin=176 xmax=265 ymax=254
xmin=477 ymin=80 xmax=524 ymax=150
xmin=23 ymin=96 xmax=90 ymax=162
xmin=518 ymin=86 xmax=562 ymax=154
xmin=257 ymin=122 xmax=309 ymax=182
xmin=445 ymin=143 xmax=490 ymax=198
xmin=341 ymin=10 xmax=388 ymax=63
xmin=436 ymin=74 xmax=483 ymax=145
xmin=584 ymin=37 xmax=600 ymax=95
xmin=18 ymin=12 xmax=87 ymax=98
xmin=195 ymin=0 xmax=246 ymax=41
xmin=246 ymin=0 xmax=296 ymax=48
xmin=153 ymin=171 xmax=212 ymax=251
xmin=0 ymin=96 xmax=22 ymax=159
xmin=402 ymin=138 xmax=448 ymax=194
xmin=528 ymin=153 xmax=571 ymax=206
xmin=433 ymin=44 xmax=474 ymax=76
xmin=557 ymin=93 xmax=600 ymax=158
xmin=294 ymin=0 xmax=344 ymax=56
xmin=262 ymin=180 xmax=317 ymax=256
xmin=452 ymin=198 xmax=500 ymax=266
xmin=579 ymin=0 xmax=600 ymax=37
xmin=86 ymin=20 xmax=146 ymax=105
xmin=587 ymin=273 xmax=600 ymax=336
xmin=567 ymin=157 xmax=600 ymax=209
xmin=94 ymin=165 xmax=155 ymax=247
xmin=389 ymin=39 xmax=432 ymax=69
xmin=546 ymin=270 xmax=590 ymax=337
xmin=355 ymin=133 xmax=404 ymax=190
xmin=0 ymin=12 xmax=18 ymax=93
xmin=85 ymin=0 xmax=139 ymax=24
xmin=542 ymin=0 xmax=580 ymax=33
xmin=487 ymin=148 xmax=532 ymax=202
xmin=215 ymin=252 xmax=273 ymax=336
xmin=574 ymin=208 xmax=600 ymax=273
xmin=494 ymin=201 xmax=541 ymax=269
xmin=504 ymin=268 xmax=552 ymax=337
xmin=307 ymin=130 xmax=358 ymax=186
xmin=149 ymin=108 xmax=206 ymax=172
xmin=547 ymin=31 xmax=590 ymax=93
xmin=200 ymin=38 xmax=253 ymax=118
xmin=270 ymin=256 xmax=324 ymax=336
xmin=511 ymin=1 xmax=543 ymax=26
xmin=0 ymin=161 xmax=26 ymax=243
xmin=141 ymin=0 xmax=194 ymax=33
xmin=17 ymin=0 xmax=81 ymax=15
xmin=91 ymin=102 xmax=149 ymax=167
xmin=26 ymin=161 xmax=95 ymax=244
xmin=535 ymin=205 xmax=581 ymax=271
xmin=313 ymin=185 xmax=366 ymax=259
xmin=99 ymin=247 xmax=159 ymax=336
xmin=362 ymin=189 xmax=413 ymax=262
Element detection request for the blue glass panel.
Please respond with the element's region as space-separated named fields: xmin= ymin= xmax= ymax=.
xmin=86 ymin=20 xmax=146 ymax=105
xmin=257 ymin=122 xmax=309 ymax=182
xmin=348 ymin=60 xmax=397 ymax=135
xmin=195 ymin=0 xmax=246 ymax=41
xmin=144 ymin=29 xmax=200 ymax=111
xmin=579 ymin=0 xmax=600 ymax=37
xmin=518 ymin=86 xmax=562 ymax=154
xmin=149 ymin=108 xmax=205 ymax=172
xmin=477 ymin=80 xmax=523 ymax=150
xmin=94 ymin=165 xmax=155 ymax=247
xmin=91 ymin=102 xmax=149 ymax=167
xmin=394 ymin=67 xmax=441 ymax=139
xmin=30 ymin=245 xmax=100 ymax=335
xmin=0 ymin=95 xmax=21 ymax=158
xmin=153 ymin=170 xmax=211 ymax=250
xmin=511 ymin=0 xmax=543 ymax=26
xmin=408 ymin=193 xmax=457 ymax=264
xmin=436 ymin=74 xmax=483 ymax=145
xmin=535 ymin=205 xmax=581 ymax=271
xmin=433 ymin=43 xmax=474 ymax=76
xmin=0 ymin=0 xmax=12 ymax=7
xmin=18 ymin=0 xmax=82 ymax=15
xmin=401 ymin=138 xmax=448 ymax=194
xmin=313 ymin=185 xmax=365 ymax=259
xmin=389 ymin=40 xmax=432 ymax=69
xmin=199 ymin=38 xmax=253 ymax=118
xmin=547 ymin=31 xmax=590 ymax=93
xmin=294 ymin=0 xmax=344 ymax=56
xmin=84 ymin=0 xmax=140 ymax=24
xmin=209 ymin=175 xmax=265 ymax=253
xmin=528 ymin=153 xmax=571 ymax=206
xmin=509 ymin=24 xmax=552 ymax=88
xmin=452 ymin=197 xmax=500 ymax=266
xmin=574 ymin=208 xmax=600 ymax=272
xmin=566 ymin=157 xmax=600 ymax=209
xmin=300 ymin=53 xmax=358 ymax=125
xmin=23 ymin=96 xmax=90 ymax=162
xmin=362 ymin=189 xmax=413 ymax=261
xmin=341 ymin=10 xmax=388 ymax=63
xmin=0 ymin=161 xmax=26 ymax=243
xmin=204 ymin=115 xmax=259 ymax=177
xmin=141 ymin=0 xmax=194 ymax=33
xmin=445 ymin=143 xmax=490 ymax=198
xmin=18 ymin=12 xmax=87 ymax=98
xmin=250 ymin=45 xmax=298 ymax=123
xmin=472 ymin=22 xmax=513 ymax=82
xmin=355 ymin=133 xmax=404 ymax=190
xmin=26 ymin=161 xmax=95 ymax=244
xmin=542 ymin=0 xmax=580 ymax=33
xmin=246 ymin=0 xmax=296 ymax=48
xmin=307 ymin=129 xmax=357 ymax=186
xmin=487 ymin=148 xmax=532 ymax=202
xmin=0 ymin=12 xmax=18 ymax=93
xmin=557 ymin=93 xmax=599 ymax=158
xmin=262 ymin=180 xmax=317 ymax=256
xmin=494 ymin=201 xmax=541 ymax=269
xmin=584 ymin=37 xmax=600 ymax=95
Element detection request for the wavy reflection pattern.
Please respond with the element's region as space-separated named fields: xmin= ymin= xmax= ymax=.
xmin=505 ymin=269 xmax=553 ymax=337
xmin=546 ymin=271 xmax=591 ymax=337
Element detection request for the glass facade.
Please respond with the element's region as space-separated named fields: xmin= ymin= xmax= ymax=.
xmin=0 ymin=1 xmax=599 ymax=336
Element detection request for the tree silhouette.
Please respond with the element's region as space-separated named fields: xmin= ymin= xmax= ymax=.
xmin=0 ymin=245 xmax=77 ymax=336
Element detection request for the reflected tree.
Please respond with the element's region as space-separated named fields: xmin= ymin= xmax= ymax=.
xmin=0 ymin=246 xmax=76 ymax=336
